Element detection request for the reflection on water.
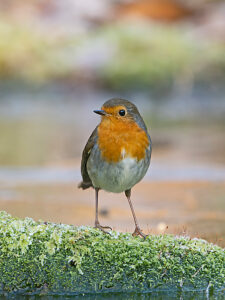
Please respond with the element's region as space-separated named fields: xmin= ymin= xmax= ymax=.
xmin=4 ymin=290 xmax=225 ymax=300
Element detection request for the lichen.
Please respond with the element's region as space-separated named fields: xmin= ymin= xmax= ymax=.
xmin=0 ymin=211 xmax=224 ymax=296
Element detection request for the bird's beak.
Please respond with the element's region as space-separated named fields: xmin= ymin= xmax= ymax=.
xmin=93 ymin=110 xmax=107 ymax=116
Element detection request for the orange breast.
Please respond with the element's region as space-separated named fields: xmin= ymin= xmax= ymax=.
xmin=97 ymin=117 xmax=149 ymax=163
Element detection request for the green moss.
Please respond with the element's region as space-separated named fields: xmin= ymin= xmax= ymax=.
xmin=0 ymin=211 xmax=224 ymax=296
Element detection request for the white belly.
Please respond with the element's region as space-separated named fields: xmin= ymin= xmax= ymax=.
xmin=87 ymin=156 xmax=149 ymax=193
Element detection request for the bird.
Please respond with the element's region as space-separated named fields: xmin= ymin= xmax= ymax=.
xmin=78 ymin=98 xmax=152 ymax=238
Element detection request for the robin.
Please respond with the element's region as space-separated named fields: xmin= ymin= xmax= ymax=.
xmin=78 ymin=98 xmax=152 ymax=238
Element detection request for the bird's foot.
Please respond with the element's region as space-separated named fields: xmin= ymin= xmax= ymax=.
xmin=95 ymin=222 xmax=112 ymax=234
xmin=132 ymin=226 xmax=147 ymax=239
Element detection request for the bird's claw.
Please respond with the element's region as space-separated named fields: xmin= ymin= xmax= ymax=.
xmin=95 ymin=222 xmax=112 ymax=234
xmin=132 ymin=226 xmax=147 ymax=239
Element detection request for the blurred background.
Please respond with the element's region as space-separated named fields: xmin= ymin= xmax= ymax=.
xmin=0 ymin=0 xmax=224 ymax=246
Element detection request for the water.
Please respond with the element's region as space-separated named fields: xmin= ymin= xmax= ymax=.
xmin=1 ymin=290 xmax=225 ymax=299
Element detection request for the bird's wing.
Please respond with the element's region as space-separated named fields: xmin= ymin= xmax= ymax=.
xmin=78 ymin=127 xmax=98 ymax=189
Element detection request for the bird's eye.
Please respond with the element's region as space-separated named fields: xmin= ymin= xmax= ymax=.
xmin=119 ymin=109 xmax=126 ymax=116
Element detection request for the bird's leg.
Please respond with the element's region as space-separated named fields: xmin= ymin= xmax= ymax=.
xmin=94 ymin=188 xmax=112 ymax=233
xmin=125 ymin=189 xmax=147 ymax=239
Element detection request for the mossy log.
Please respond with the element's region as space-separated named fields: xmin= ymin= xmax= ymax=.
xmin=0 ymin=211 xmax=224 ymax=296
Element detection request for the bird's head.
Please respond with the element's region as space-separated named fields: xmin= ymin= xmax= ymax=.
xmin=94 ymin=98 xmax=147 ymax=130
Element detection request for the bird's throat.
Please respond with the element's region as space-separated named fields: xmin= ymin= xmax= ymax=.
xmin=97 ymin=118 xmax=149 ymax=163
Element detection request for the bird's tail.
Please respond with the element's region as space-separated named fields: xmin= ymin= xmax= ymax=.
xmin=78 ymin=181 xmax=93 ymax=190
